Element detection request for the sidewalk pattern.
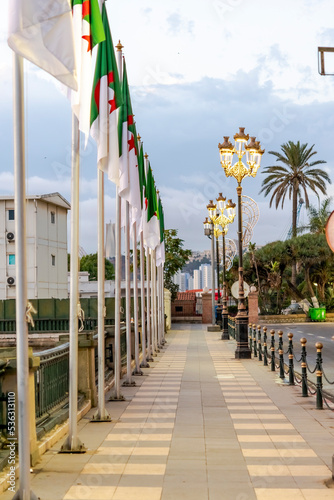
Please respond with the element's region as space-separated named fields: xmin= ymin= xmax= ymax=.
xmin=4 ymin=325 xmax=333 ymax=500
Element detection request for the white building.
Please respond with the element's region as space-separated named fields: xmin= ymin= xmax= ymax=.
xmin=193 ymin=269 xmax=201 ymax=289
xmin=0 ymin=193 xmax=70 ymax=300
xmin=200 ymin=264 xmax=212 ymax=290
xmin=173 ymin=271 xmax=189 ymax=292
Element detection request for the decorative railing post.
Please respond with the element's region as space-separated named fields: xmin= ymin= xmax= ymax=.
xmin=315 ymin=342 xmax=323 ymax=410
xmin=263 ymin=326 xmax=268 ymax=366
xmin=300 ymin=338 xmax=308 ymax=397
xmin=270 ymin=329 xmax=275 ymax=372
xmin=253 ymin=324 xmax=257 ymax=357
xmin=257 ymin=325 xmax=262 ymax=362
xmin=249 ymin=324 xmax=253 ymax=352
xmin=287 ymin=333 xmax=295 ymax=386
xmin=278 ymin=330 xmax=285 ymax=380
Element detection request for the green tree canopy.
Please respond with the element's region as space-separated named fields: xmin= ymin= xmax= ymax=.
xmin=259 ymin=140 xmax=330 ymax=286
xmin=298 ymin=197 xmax=332 ymax=235
xmin=79 ymin=253 xmax=115 ymax=281
xmin=164 ymin=229 xmax=191 ymax=300
xmin=242 ymin=233 xmax=334 ymax=312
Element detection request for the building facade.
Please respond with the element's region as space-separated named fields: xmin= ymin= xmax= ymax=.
xmin=0 ymin=193 xmax=70 ymax=300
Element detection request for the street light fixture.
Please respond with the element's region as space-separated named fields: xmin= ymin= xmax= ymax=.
xmin=218 ymin=127 xmax=264 ymax=358
xmin=205 ymin=196 xmax=236 ymax=338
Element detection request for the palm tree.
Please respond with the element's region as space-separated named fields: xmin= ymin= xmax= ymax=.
xmin=298 ymin=197 xmax=332 ymax=235
xmin=259 ymin=141 xmax=330 ymax=285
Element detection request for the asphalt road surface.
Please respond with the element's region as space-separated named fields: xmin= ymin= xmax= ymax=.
xmin=258 ymin=322 xmax=334 ymax=401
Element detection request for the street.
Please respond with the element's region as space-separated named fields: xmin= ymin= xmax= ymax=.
xmin=258 ymin=322 xmax=334 ymax=400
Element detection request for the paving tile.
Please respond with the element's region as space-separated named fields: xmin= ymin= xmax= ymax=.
xmin=112 ymin=486 xmax=162 ymax=500
xmin=64 ymin=485 xmax=117 ymax=499
xmin=4 ymin=326 xmax=333 ymax=500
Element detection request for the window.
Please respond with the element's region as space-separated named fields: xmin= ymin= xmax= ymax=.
xmin=51 ymin=211 xmax=55 ymax=224
xmin=175 ymin=306 xmax=183 ymax=312
xmin=51 ymin=255 xmax=56 ymax=266
xmin=8 ymin=209 xmax=14 ymax=221
xmin=8 ymin=254 xmax=15 ymax=266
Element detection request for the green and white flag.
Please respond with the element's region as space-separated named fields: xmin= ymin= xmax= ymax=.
xmin=90 ymin=3 xmax=122 ymax=183
xmin=71 ymin=0 xmax=105 ymax=138
xmin=118 ymin=60 xmax=141 ymax=226
xmin=136 ymin=143 xmax=146 ymax=234
xmin=143 ymin=164 xmax=160 ymax=250
xmin=8 ymin=0 xmax=77 ymax=90
xmin=156 ymin=195 xmax=165 ymax=266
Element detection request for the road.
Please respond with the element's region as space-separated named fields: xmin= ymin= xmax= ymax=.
xmin=258 ymin=322 xmax=334 ymax=400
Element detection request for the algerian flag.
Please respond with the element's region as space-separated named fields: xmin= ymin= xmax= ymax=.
xmin=8 ymin=0 xmax=77 ymax=90
xmin=156 ymin=195 xmax=165 ymax=266
xmin=71 ymin=0 xmax=105 ymax=138
xmin=136 ymin=143 xmax=146 ymax=234
xmin=90 ymin=3 xmax=122 ymax=183
xmin=143 ymin=164 xmax=160 ymax=250
xmin=118 ymin=60 xmax=141 ymax=225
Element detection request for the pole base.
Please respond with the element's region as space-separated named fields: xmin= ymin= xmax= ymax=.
xmin=234 ymin=346 xmax=252 ymax=359
xmin=13 ymin=491 xmax=40 ymax=500
xmin=60 ymin=435 xmax=86 ymax=453
xmin=221 ymin=330 xmax=229 ymax=340
xmin=235 ymin=314 xmax=251 ymax=359
xmin=207 ymin=324 xmax=220 ymax=332
xmin=132 ymin=369 xmax=144 ymax=376
xmin=140 ymin=361 xmax=150 ymax=368
xmin=122 ymin=380 xmax=136 ymax=387
xmin=108 ymin=393 xmax=125 ymax=402
xmin=90 ymin=409 xmax=112 ymax=422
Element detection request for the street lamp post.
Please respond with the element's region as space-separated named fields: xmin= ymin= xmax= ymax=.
xmin=204 ymin=196 xmax=236 ymax=338
xmin=204 ymin=214 xmax=216 ymax=326
xmin=218 ymin=128 xmax=264 ymax=358
xmin=216 ymin=235 xmax=220 ymax=302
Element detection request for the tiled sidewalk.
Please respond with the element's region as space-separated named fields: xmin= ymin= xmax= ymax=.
xmin=2 ymin=324 xmax=334 ymax=499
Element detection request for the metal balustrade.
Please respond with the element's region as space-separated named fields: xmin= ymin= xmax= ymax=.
xmin=34 ymin=343 xmax=70 ymax=419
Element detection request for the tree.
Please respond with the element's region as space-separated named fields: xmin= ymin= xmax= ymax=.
xmin=259 ymin=140 xmax=330 ymax=285
xmin=164 ymin=229 xmax=191 ymax=300
xmin=80 ymin=253 xmax=115 ymax=281
xmin=298 ymin=197 xmax=332 ymax=235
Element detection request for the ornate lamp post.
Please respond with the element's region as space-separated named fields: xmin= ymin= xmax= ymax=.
xmin=204 ymin=196 xmax=236 ymax=337
xmin=218 ymin=127 xmax=264 ymax=358
xmin=203 ymin=215 xmax=216 ymax=326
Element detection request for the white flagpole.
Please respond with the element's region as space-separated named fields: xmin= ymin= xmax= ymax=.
xmin=151 ymin=248 xmax=157 ymax=355
xmin=140 ymin=231 xmax=149 ymax=367
xmin=62 ymin=112 xmax=85 ymax=452
xmin=137 ymin=135 xmax=148 ymax=369
xmin=12 ymin=53 xmax=39 ymax=500
xmin=132 ymin=222 xmax=142 ymax=375
xmin=112 ymin=187 xmax=123 ymax=400
xmin=153 ymin=249 xmax=159 ymax=353
xmin=146 ymin=247 xmax=153 ymax=361
xmin=157 ymin=264 xmax=162 ymax=348
xmin=111 ymin=41 xmax=124 ymax=400
xmin=161 ymin=264 xmax=166 ymax=344
xmin=123 ymin=200 xmax=135 ymax=386
xmin=93 ymin=169 xmax=111 ymax=420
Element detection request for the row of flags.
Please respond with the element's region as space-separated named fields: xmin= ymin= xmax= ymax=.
xmin=8 ymin=0 xmax=165 ymax=260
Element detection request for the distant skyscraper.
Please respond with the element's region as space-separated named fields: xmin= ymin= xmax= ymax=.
xmin=193 ymin=269 xmax=201 ymax=289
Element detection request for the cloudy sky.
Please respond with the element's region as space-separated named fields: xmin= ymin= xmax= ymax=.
xmin=2 ymin=0 xmax=334 ymax=254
